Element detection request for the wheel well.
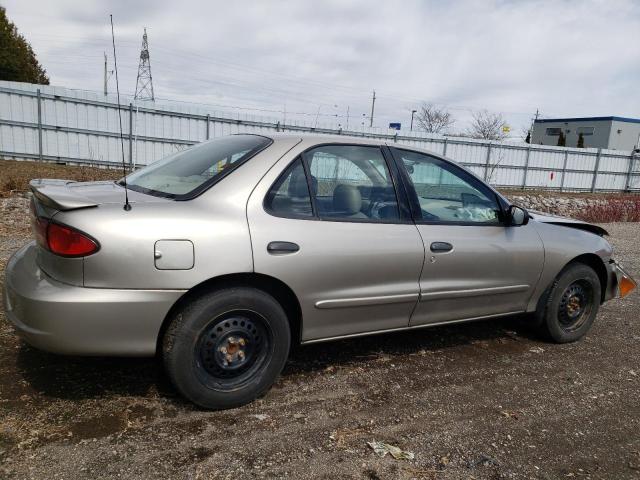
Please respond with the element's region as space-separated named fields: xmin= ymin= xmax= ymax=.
xmin=567 ymin=253 xmax=608 ymax=303
xmin=155 ymin=273 xmax=302 ymax=355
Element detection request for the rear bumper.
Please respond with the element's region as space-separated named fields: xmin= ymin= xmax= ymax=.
xmin=3 ymin=242 xmax=185 ymax=356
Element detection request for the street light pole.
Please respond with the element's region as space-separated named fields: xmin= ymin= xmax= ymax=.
xmin=410 ymin=109 xmax=417 ymax=132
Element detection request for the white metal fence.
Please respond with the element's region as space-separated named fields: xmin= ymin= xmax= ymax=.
xmin=1 ymin=80 xmax=639 ymax=192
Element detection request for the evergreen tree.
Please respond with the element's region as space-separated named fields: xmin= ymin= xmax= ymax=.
xmin=0 ymin=7 xmax=49 ymax=84
xmin=557 ymin=131 xmax=566 ymax=147
xmin=525 ymin=130 xmax=531 ymax=144
xmin=577 ymin=132 xmax=585 ymax=148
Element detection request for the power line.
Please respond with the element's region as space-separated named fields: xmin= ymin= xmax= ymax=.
xmin=31 ymin=33 xmax=543 ymax=117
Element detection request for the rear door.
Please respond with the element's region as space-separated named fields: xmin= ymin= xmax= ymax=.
xmin=247 ymin=142 xmax=424 ymax=342
xmin=389 ymin=147 xmax=544 ymax=326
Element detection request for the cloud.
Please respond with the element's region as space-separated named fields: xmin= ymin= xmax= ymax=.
xmin=4 ymin=0 xmax=639 ymax=135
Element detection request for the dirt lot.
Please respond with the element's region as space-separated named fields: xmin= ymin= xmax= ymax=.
xmin=1 ymin=188 xmax=640 ymax=479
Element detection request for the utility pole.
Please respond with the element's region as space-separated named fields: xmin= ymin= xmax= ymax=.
xmin=134 ymin=28 xmax=155 ymax=101
xmin=410 ymin=109 xmax=417 ymax=132
xmin=345 ymin=106 xmax=350 ymax=130
xmin=529 ymin=108 xmax=539 ymax=142
xmin=104 ymin=52 xmax=108 ymax=96
xmin=369 ymin=90 xmax=376 ymax=128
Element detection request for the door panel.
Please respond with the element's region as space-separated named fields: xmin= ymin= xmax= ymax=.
xmin=247 ymin=143 xmax=424 ymax=342
xmin=389 ymin=147 xmax=544 ymax=325
xmin=411 ymin=223 xmax=543 ymax=325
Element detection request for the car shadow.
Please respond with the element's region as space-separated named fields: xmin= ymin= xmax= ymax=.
xmin=14 ymin=315 xmax=541 ymax=402
xmin=284 ymin=315 xmax=541 ymax=374
xmin=15 ymin=345 xmax=174 ymax=401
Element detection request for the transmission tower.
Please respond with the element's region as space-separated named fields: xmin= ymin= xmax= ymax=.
xmin=134 ymin=28 xmax=154 ymax=101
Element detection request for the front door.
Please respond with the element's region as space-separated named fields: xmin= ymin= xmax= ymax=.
xmin=389 ymin=147 xmax=544 ymax=326
xmin=247 ymin=143 xmax=424 ymax=342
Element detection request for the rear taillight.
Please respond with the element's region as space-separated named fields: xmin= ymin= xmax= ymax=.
xmin=46 ymin=223 xmax=99 ymax=257
xmin=32 ymin=218 xmax=98 ymax=258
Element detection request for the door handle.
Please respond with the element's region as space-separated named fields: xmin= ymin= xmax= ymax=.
xmin=430 ymin=242 xmax=453 ymax=253
xmin=267 ymin=241 xmax=300 ymax=254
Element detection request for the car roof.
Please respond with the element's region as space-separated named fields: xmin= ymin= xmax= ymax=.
xmin=262 ymin=132 xmax=386 ymax=146
xmin=261 ymin=132 xmax=450 ymax=160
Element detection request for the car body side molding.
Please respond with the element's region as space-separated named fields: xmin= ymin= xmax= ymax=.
xmin=314 ymin=293 xmax=419 ymax=309
xmin=420 ymin=284 xmax=530 ymax=301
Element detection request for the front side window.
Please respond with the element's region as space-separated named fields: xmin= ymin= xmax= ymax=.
xmin=124 ymin=135 xmax=271 ymax=199
xmin=546 ymin=127 xmax=562 ymax=136
xmin=303 ymin=145 xmax=400 ymax=221
xmin=396 ymin=149 xmax=501 ymax=224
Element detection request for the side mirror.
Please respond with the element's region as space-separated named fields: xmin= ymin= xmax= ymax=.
xmin=508 ymin=205 xmax=529 ymax=226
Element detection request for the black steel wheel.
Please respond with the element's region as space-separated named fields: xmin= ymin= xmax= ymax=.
xmin=557 ymin=280 xmax=593 ymax=333
xmin=538 ymin=263 xmax=601 ymax=343
xmin=195 ymin=311 xmax=272 ymax=391
xmin=163 ymin=287 xmax=291 ymax=410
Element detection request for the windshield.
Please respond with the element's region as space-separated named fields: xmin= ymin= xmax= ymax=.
xmin=123 ymin=135 xmax=272 ymax=199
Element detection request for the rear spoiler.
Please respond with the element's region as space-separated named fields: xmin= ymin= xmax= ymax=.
xmin=29 ymin=179 xmax=98 ymax=211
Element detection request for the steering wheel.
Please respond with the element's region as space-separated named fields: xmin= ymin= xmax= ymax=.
xmin=369 ymin=200 xmax=388 ymax=218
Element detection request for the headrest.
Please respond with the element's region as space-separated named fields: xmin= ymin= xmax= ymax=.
xmin=333 ymin=184 xmax=362 ymax=215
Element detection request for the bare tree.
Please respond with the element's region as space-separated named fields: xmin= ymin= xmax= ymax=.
xmin=415 ymin=103 xmax=455 ymax=134
xmin=466 ymin=110 xmax=509 ymax=141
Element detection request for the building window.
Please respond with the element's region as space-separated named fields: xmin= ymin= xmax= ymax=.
xmin=546 ymin=128 xmax=562 ymax=136
xmin=576 ymin=126 xmax=594 ymax=136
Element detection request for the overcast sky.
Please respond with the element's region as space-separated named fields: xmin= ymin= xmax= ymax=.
xmin=3 ymin=0 xmax=640 ymax=136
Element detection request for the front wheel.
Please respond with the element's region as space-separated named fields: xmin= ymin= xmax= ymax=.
xmin=538 ymin=263 xmax=601 ymax=343
xmin=162 ymin=287 xmax=291 ymax=409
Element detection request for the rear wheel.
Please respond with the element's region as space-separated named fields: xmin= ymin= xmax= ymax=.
xmin=538 ymin=263 xmax=601 ymax=343
xmin=162 ymin=287 xmax=290 ymax=409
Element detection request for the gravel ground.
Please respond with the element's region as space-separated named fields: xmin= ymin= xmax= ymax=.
xmin=1 ymin=197 xmax=639 ymax=480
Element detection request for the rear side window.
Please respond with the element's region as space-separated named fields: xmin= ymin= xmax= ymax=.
xmin=264 ymin=159 xmax=313 ymax=218
xmin=304 ymin=145 xmax=400 ymax=222
xmin=124 ymin=135 xmax=272 ymax=199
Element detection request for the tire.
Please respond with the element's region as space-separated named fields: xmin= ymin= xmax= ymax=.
xmin=162 ymin=287 xmax=291 ymax=409
xmin=537 ymin=263 xmax=601 ymax=343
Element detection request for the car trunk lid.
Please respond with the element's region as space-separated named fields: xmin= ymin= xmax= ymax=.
xmin=29 ymin=179 xmax=170 ymax=211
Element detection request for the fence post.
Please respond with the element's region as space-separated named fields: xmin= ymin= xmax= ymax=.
xmin=590 ymin=148 xmax=602 ymax=193
xmin=483 ymin=142 xmax=492 ymax=181
xmin=521 ymin=143 xmax=531 ymax=189
xmin=128 ymin=103 xmax=134 ymax=168
xmin=442 ymin=138 xmax=448 ymax=156
xmin=206 ymin=114 xmax=210 ymax=139
xmin=559 ymin=150 xmax=569 ymax=192
xmin=624 ymin=152 xmax=636 ymax=191
xmin=36 ymin=89 xmax=43 ymax=161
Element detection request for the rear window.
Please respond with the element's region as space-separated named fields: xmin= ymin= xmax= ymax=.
xmin=123 ymin=135 xmax=272 ymax=199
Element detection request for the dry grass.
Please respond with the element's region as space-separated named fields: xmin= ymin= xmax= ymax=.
xmin=574 ymin=197 xmax=640 ymax=222
xmin=498 ymin=187 xmax=640 ymax=200
xmin=0 ymin=160 xmax=120 ymax=197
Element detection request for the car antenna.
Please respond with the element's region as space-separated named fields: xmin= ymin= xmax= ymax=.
xmin=110 ymin=14 xmax=132 ymax=211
